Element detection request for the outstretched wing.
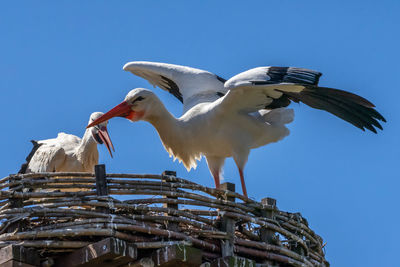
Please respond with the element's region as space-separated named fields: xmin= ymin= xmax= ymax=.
xmin=123 ymin=61 xmax=227 ymax=112
xmin=218 ymin=66 xmax=386 ymax=133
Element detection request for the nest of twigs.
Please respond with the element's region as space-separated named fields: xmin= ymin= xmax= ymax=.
xmin=0 ymin=171 xmax=329 ymax=266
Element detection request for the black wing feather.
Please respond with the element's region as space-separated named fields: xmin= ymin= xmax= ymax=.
xmin=242 ymin=66 xmax=384 ymax=133
xmin=160 ymin=76 xmax=183 ymax=103
xmin=18 ymin=140 xmax=42 ymax=174
xmin=267 ymin=95 xmax=291 ymax=109
xmin=267 ymin=67 xmax=322 ymax=86
xmin=216 ymin=75 xmax=227 ymax=83
xmin=159 ymin=74 xmax=227 ymax=103
xmin=279 ymin=86 xmax=386 ymax=133
xmin=251 ymin=67 xmax=323 ymax=109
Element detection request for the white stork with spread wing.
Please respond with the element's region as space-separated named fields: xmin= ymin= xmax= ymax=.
xmin=87 ymin=61 xmax=385 ymax=197
xmin=19 ymin=112 xmax=114 ymax=174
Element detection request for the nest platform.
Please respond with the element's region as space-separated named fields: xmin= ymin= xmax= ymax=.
xmin=0 ymin=165 xmax=329 ymax=267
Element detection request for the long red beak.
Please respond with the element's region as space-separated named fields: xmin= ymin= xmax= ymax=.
xmin=98 ymin=126 xmax=115 ymax=158
xmin=87 ymin=101 xmax=132 ymax=129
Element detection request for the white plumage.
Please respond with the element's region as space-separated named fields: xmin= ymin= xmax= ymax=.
xmin=88 ymin=61 xmax=385 ymax=197
xmin=20 ymin=112 xmax=114 ymax=174
xmin=123 ymin=61 xmax=227 ymax=112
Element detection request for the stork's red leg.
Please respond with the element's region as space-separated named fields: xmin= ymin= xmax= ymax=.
xmin=205 ymin=156 xmax=224 ymax=190
xmin=238 ymin=168 xmax=248 ymax=197
xmin=212 ymin=170 xmax=220 ymax=189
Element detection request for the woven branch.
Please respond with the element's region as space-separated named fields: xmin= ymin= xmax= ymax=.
xmin=0 ymin=172 xmax=328 ymax=267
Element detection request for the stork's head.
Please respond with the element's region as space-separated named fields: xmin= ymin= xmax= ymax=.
xmin=87 ymin=88 xmax=159 ymax=130
xmin=88 ymin=112 xmax=115 ymax=158
xmin=122 ymin=88 xmax=159 ymax=121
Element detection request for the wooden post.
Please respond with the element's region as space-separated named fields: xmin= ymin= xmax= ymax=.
xmin=95 ymin=164 xmax=108 ymax=196
xmin=0 ymin=245 xmax=40 ymax=267
xmin=220 ymin=182 xmax=236 ymax=257
xmin=260 ymin=197 xmax=276 ymax=244
xmin=54 ymin=237 xmax=137 ymax=267
xmin=221 ymin=182 xmax=235 ymax=202
xmin=7 ymin=175 xmax=25 ymax=233
xmin=162 ymin=170 xmax=177 ymax=180
xmin=259 ymin=197 xmax=277 ymax=266
xmin=162 ymin=170 xmax=179 ymax=232
xmin=210 ymin=256 xmax=256 ymax=267
xmin=95 ymin=164 xmax=109 ymax=213
xmin=151 ymin=244 xmax=202 ymax=267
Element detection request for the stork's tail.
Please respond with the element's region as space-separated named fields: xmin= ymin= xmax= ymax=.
xmin=18 ymin=140 xmax=42 ymax=174
xmin=280 ymin=86 xmax=386 ymax=133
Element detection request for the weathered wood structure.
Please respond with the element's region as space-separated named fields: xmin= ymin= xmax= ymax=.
xmin=0 ymin=165 xmax=329 ymax=266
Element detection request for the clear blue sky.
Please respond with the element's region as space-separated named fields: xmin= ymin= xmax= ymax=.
xmin=1 ymin=1 xmax=398 ymax=266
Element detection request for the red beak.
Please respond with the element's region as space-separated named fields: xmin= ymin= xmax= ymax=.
xmin=87 ymin=101 xmax=132 ymax=129
xmin=98 ymin=126 xmax=115 ymax=158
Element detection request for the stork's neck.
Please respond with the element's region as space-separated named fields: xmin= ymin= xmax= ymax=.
xmin=145 ymin=102 xmax=181 ymax=138
xmin=76 ymin=129 xmax=99 ymax=167
xmin=144 ymin=99 xmax=201 ymax=171
xmin=144 ymin=101 xmax=186 ymax=154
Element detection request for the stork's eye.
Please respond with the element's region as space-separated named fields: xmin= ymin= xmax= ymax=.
xmin=131 ymin=96 xmax=144 ymax=104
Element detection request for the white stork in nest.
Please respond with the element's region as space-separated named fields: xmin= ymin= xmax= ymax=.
xmin=87 ymin=61 xmax=385 ymax=197
xmin=19 ymin=112 xmax=114 ymax=174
